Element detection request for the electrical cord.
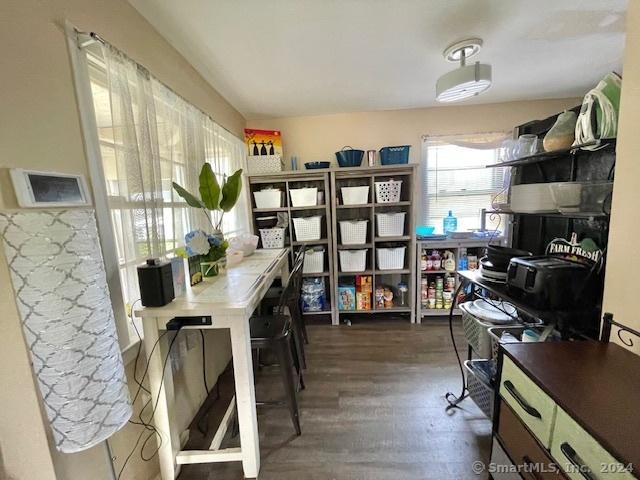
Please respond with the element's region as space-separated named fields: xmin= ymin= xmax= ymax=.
xmin=200 ymin=330 xmax=209 ymax=395
xmin=117 ymin=328 xmax=182 ymax=479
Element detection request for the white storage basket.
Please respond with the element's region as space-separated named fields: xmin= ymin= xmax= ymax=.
xmin=464 ymin=360 xmax=494 ymax=419
xmin=376 ymin=246 xmax=406 ymax=270
xmin=375 ymin=179 xmax=402 ymax=203
xmin=376 ymin=212 xmax=405 ymax=237
xmin=253 ymin=189 xmax=282 ymax=209
xmin=289 ymin=187 xmax=318 ymax=207
xmin=259 ymin=227 xmax=286 ymax=249
xmin=460 ymin=302 xmax=494 ymax=358
xmin=339 ymin=220 xmax=368 ymax=245
xmin=303 ymin=248 xmax=324 ymax=273
xmin=339 ymin=249 xmax=367 ymax=272
xmin=247 ymin=154 xmax=282 ymax=174
xmin=292 ymin=215 xmax=322 ymax=241
xmin=341 ymin=186 xmax=369 ymax=205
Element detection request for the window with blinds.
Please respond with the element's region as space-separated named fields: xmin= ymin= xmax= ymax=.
xmin=422 ymin=133 xmax=508 ymax=234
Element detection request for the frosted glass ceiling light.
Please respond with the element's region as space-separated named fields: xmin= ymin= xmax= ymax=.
xmin=436 ymin=38 xmax=492 ymax=103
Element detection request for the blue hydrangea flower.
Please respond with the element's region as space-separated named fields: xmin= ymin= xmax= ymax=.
xmin=185 ymin=230 xmax=211 ymax=257
xmin=207 ymin=234 xmax=222 ymax=248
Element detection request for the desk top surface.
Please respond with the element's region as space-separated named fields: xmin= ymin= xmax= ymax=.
xmin=503 ymin=341 xmax=640 ymax=471
xmin=138 ymin=248 xmax=288 ymax=318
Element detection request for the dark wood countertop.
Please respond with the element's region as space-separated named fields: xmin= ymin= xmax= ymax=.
xmin=503 ymin=341 xmax=640 ymax=474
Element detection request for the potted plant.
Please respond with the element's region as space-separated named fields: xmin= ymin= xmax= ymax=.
xmin=173 ymin=163 xmax=243 ymax=277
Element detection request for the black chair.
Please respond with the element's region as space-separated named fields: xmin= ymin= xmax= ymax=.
xmin=249 ymin=253 xmax=305 ymax=435
xmin=260 ymin=247 xmax=308 ymax=370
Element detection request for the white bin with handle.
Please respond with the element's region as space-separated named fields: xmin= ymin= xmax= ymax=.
xmin=289 ymin=187 xmax=318 ymax=207
xmin=376 ymin=212 xmax=405 ymax=237
xmin=341 ymin=186 xmax=369 ymax=205
xmin=376 ymin=246 xmax=406 ymax=270
xmin=253 ymin=189 xmax=282 ymax=209
xmin=292 ymin=215 xmax=322 ymax=241
xmin=339 ymin=220 xmax=368 ymax=245
xmin=339 ymin=249 xmax=367 ymax=272
xmin=303 ymin=248 xmax=324 ymax=273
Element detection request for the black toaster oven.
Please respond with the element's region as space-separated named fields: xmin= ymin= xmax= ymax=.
xmin=506 ymin=256 xmax=593 ymax=309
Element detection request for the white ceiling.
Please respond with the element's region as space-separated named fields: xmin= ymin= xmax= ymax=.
xmin=128 ymin=0 xmax=627 ymax=119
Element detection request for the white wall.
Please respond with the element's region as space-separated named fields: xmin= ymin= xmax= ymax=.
xmin=602 ymin=0 xmax=640 ymax=352
xmin=0 ymin=0 xmax=243 ymax=479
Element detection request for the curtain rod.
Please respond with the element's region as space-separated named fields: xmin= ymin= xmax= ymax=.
xmin=74 ymin=29 xmax=242 ymax=142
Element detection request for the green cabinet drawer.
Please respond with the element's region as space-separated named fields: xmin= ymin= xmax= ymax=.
xmin=551 ymin=407 xmax=635 ymax=480
xmin=500 ymin=356 xmax=557 ymax=448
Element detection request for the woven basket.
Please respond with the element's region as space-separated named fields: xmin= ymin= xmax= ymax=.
xmin=376 ymin=212 xmax=405 ymax=237
xmin=339 ymin=220 xmax=368 ymax=245
xmin=376 ymin=246 xmax=406 ymax=270
xmin=341 ymin=186 xmax=369 ymax=205
xmin=339 ymin=249 xmax=367 ymax=272
xmin=375 ymin=180 xmax=402 ymax=203
xmin=289 ymin=187 xmax=318 ymax=207
xmin=460 ymin=303 xmax=494 ymax=358
xmin=303 ymin=248 xmax=324 ymax=273
xmin=259 ymin=228 xmax=286 ymax=249
xmin=292 ymin=215 xmax=322 ymax=241
xmin=247 ymin=155 xmax=282 ymax=174
xmin=464 ymin=360 xmax=494 ymax=418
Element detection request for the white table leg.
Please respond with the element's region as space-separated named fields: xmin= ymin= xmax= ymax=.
xmin=142 ymin=320 xmax=180 ymax=479
xmin=229 ymin=318 xmax=260 ymax=478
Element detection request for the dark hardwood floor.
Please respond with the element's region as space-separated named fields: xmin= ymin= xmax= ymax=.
xmin=179 ymin=320 xmax=491 ymax=480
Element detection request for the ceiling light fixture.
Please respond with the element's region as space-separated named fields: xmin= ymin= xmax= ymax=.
xmin=436 ymin=38 xmax=492 ymax=103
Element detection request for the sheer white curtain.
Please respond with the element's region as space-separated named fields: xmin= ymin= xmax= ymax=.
xmin=421 ymin=132 xmax=509 ymax=232
xmin=89 ymin=43 xmax=248 ymax=313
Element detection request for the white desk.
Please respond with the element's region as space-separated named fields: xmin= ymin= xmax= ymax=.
xmin=138 ymin=248 xmax=289 ymax=479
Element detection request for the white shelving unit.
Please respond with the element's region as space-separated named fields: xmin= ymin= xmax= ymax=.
xmin=415 ymin=238 xmax=505 ymax=323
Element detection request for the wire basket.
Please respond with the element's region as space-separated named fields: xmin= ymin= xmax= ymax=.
xmin=339 ymin=249 xmax=367 ymax=272
xmin=289 ymin=187 xmax=318 ymax=207
xmin=259 ymin=227 xmax=286 ymax=249
xmin=375 ymin=212 xmax=406 ymax=237
xmin=303 ymin=248 xmax=324 ymax=273
xmin=247 ymin=154 xmax=283 ymax=174
xmin=460 ymin=302 xmax=495 ymax=358
xmin=376 ymin=246 xmax=406 ymax=270
xmin=254 ymin=189 xmax=282 ymax=209
xmin=339 ymin=220 xmax=368 ymax=245
xmin=375 ymin=180 xmax=402 ymax=203
xmin=292 ymin=215 xmax=322 ymax=241
xmin=464 ymin=360 xmax=494 ymax=418
xmin=341 ymin=186 xmax=370 ymax=205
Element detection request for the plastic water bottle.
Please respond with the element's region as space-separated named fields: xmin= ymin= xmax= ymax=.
xmin=443 ymin=210 xmax=458 ymax=234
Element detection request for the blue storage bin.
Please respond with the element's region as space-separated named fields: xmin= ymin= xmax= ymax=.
xmin=379 ymin=145 xmax=410 ymax=165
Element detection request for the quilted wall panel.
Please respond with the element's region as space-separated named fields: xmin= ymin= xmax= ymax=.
xmin=0 ymin=210 xmax=132 ymax=453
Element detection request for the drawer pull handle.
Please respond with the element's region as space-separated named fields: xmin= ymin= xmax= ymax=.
xmin=522 ymin=455 xmax=543 ymax=480
xmin=503 ymin=380 xmax=542 ymax=419
xmin=560 ymin=442 xmax=596 ymax=480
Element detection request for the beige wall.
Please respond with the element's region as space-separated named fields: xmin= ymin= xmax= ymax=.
xmin=247 ymin=98 xmax=581 ymax=166
xmin=0 ymin=0 xmax=242 ymax=479
xmin=602 ymin=1 xmax=640 ymax=350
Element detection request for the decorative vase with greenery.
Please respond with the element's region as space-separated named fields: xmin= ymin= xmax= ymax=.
xmin=173 ymin=163 xmax=243 ymax=276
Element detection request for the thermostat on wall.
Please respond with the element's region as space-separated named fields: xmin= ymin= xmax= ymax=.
xmin=10 ymin=169 xmax=90 ymax=207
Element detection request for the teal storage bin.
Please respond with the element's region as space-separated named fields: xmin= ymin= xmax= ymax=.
xmin=379 ymin=145 xmax=410 ymax=165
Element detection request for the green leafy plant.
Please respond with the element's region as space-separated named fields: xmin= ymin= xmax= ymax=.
xmin=172 ymin=164 xmax=243 ymax=232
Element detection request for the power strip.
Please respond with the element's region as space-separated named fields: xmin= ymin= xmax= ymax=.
xmin=166 ymin=316 xmax=212 ymax=330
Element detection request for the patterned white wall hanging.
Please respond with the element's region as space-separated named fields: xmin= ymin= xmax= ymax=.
xmin=0 ymin=209 xmax=132 ymax=453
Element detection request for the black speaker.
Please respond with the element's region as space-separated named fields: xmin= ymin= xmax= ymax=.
xmin=137 ymin=259 xmax=175 ymax=307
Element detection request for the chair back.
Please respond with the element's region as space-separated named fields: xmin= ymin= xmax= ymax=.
xmin=277 ymin=247 xmax=305 ymax=314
